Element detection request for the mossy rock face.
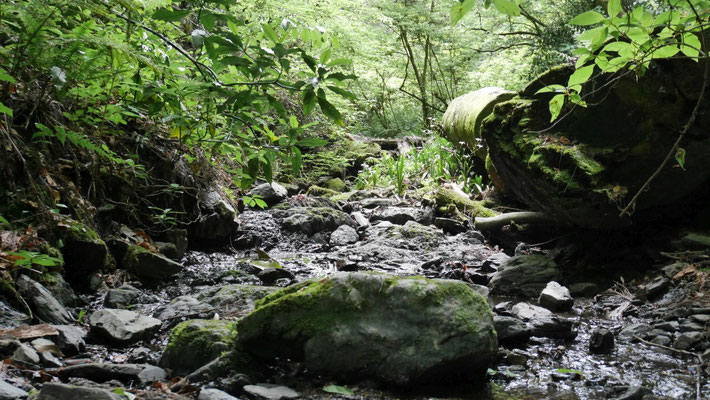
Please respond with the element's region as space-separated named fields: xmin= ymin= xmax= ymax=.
xmin=324 ymin=178 xmax=347 ymax=192
xmin=478 ymin=58 xmax=710 ymax=228
xmin=434 ymin=186 xmax=497 ymax=218
xmin=159 ymin=319 xmax=233 ymax=375
xmin=235 ymin=272 xmax=497 ymax=386
xmin=59 ymin=222 xmax=109 ymax=284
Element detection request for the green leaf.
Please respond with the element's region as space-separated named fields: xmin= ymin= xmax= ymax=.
xmin=291 ymin=146 xmax=302 ymax=173
xmin=0 ymin=101 xmax=13 ymax=117
xmin=450 ymin=0 xmax=475 ymax=25
xmin=320 ymin=48 xmax=332 ymax=64
xmin=262 ymin=24 xmax=278 ymax=43
xmin=0 ymin=72 xmax=16 ymax=83
xmin=570 ymin=11 xmax=606 ymax=26
xmin=327 ymin=85 xmax=357 ymax=100
xmin=535 ymin=84 xmax=566 ymax=95
xmin=328 ymin=58 xmax=352 ymax=66
xmin=303 ymin=88 xmax=316 ymax=115
xmin=675 ymin=147 xmax=686 ymax=170
xmin=652 ymin=45 xmax=679 ymax=59
xmin=152 ymin=8 xmax=192 ymax=22
xmin=682 ymin=33 xmax=701 ymax=59
xmin=297 ymin=137 xmax=329 ymax=147
xmin=568 ymin=65 xmax=595 ymax=87
xmin=322 ymin=385 xmax=355 ymax=395
xmin=607 ymin=0 xmax=622 ymax=17
xmin=549 ymin=94 xmax=565 ymax=122
xmin=492 ymin=0 xmax=521 ymax=16
xmin=317 ymin=89 xmax=343 ymax=125
xmin=301 ymin=51 xmax=317 ymax=72
xmin=200 ymin=13 xmax=216 ymax=31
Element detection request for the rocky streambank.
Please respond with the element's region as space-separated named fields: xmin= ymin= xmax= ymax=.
xmin=0 ymin=185 xmax=709 ymax=400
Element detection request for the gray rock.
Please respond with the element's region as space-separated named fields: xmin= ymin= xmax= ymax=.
xmin=0 ymin=301 xmax=29 ymax=330
xmin=609 ymin=385 xmax=652 ymax=400
xmin=690 ymin=314 xmax=710 ymax=323
xmin=121 ymin=245 xmax=184 ymax=284
xmin=104 ymin=285 xmax=158 ymax=308
xmin=511 ymin=302 xmax=553 ymax=321
xmin=52 ymin=325 xmax=87 ymax=356
xmin=155 ymin=241 xmax=180 ymax=260
xmin=243 ymin=384 xmax=299 ymax=400
xmin=468 ymin=284 xmax=489 ymax=299
xmin=235 ymin=272 xmax=497 ymax=386
xmin=619 ymin=323 xmax=652 ymax=340
xmin=198 ymin=388 xmax=239 ymax=400
xmin=370 ymin=206 xmax=434 ymax=225
xmin=189 ymin=189 xmax=239 ymax=242
xmin=43 ymin=273 xmax=81 ymax=308
xmin=330 ymin=225 xmax=359 ymax=246
xmin=680 ymin=321 xmax=705 ymax=332
xmin=644 ymin=277 xmax=670 ymax=299
xmin=350 ymin=212 xmax=370 ymax=228
xmin=36 ymin=383 xmax=123 ymax=400
xmin=88 ymin=309 xmax=161 ymax=346
xmin=249 ymin=182 xmax=288 ymax=206
xmin=40 ymin=351 xmax=63 ymax=368
xmin=196 ymin=284 xmax=276 ymax=317
xmin=569 ymin=282 xmax=600 ymax=297
xmin=528 ymin=317 xmax=577 ymax=340
xmin=650 ymin=335 xmax=672 ymax=346
xmin=358 ymin=198 xmax=393 ymax=208
xmin=0 ymin=379 xmax=29 ymax=399
xmin=257 ymin=268 xmax=295 ymax=286
xmin=655 ymin=321 xmax=679 ymax=332
xmin=538 ymin=281 xmax=573 ymax=311
xmin=12 ymin=343 xmax=40 ymax=366
xmin=276 ymin=206 xmax=357 ymax=235
xmin=153 ymin=295 xmax=213 ymax=322
xmin=58 ymin=363 xmax=166 ymax=385
xmin=489 ymin=255 xmax=562 ymax=298
xmin=433 ymin=217 xmax=467 ymax=234
xmin=589 ymin=328 xmax=614 ymax=354
xmin=15 ymin=275 xmax=73 ymax=325
xmin=161 ymin=229 xmax=188 ymax=259
xmin=159 ymin=319 xmax=232 ymax=376
xmin=673 ymin=331 xmax=703 ymax=350
xmin=493 ymin=316 xmax=531 ymax=345
xmin=30 ymin=338 xmax=62 ymax=356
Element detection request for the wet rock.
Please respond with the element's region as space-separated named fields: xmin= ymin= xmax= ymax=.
xmin=198 ymin=388 xmax=239 ymax=400
xmin=243 ymin=384 xmax=299 ymax=400
xmin=350 ymin=212 xmax=370 ymax=228
xmin=52 ymin=325 xmax=87 ymax=356
xmin=104 ymin=285 xmax=160 ymax=309
xmin=250 ymin=182 xmax=288 ymax=206
xmin=690 ymin=314 xmax=710 ymax=323
xmin=644 ymin=277 xmax=670 ymax=300
xmin=538 ymin=281 xmax=573 ymax=311
xmin=58 ymin=363 xmax=166 ymax=385
xmin=152 ymin=296 xmax=212 ymax=322
xmin=654 ymin=321 xmax=679 ymax=332
xmin=43 ymin=273 xmax=81 ymax=308
xmin=673 ymin=331 xmax=703 ymax=350
xmin=489 ymin=255 xmax=561 ymax=298
xmin=680 ymin=321 xmax=705 ymax=332
xmin=511 ymin=302 xmax=553 ymax=320
xmin=257 ymin=268 xmax=296 ymax=286
xmin=370 ymin=206 xmax=434 ymax=225
xmin=650 ymin=335 xmax=672 ymax=346
xmin=12 ymin=343 xmax=40 ymax=366
xmin=36 ymin=383 xmax=123 ymax=400
xmin=468 ymin=284 xmax=490 ymax=299
xmin=31 ymin=338 xmax=62 ymax=356
xmin=330 ymin=225 xmax=359 ymax=246
xmin=275 ymin=207 xmax=356 ymax=235
xmin=155 ymin=241 xmax=180 ymax=260
xmin=159 ymin=319 xmax=232 ymax=376
xmin=434 ymin=217 xmax=467 ymax=234
xmin=189 ymin=189 xmax=239 ymax=243
xmin=196 ymin=284 xmax=276 ymax=316
xmin=619 ymin=323 xmax=652 ymax=341
xmin=528 ymin=317 xmax=576 ymax=340
xmin=59 ymin=223 xmax=109 ymax=283
xmin=569 ymin=282 xmax=600 ymax=297
xmin=482 ymin=253 xmax=510 ymax=271
xmin=0 ymin=379 xmax=29 ymax=399
xmin=551 ymin=370 xmax=582 ymax=381
xmin=608 ymin=385 xmax=652 ymax=400
xmin=121 ymin=245 xmax=184 ymax=284
xmin=161 ymin=229 xmax=188 ymax=259
xmin=236 ymin=272 xmax=497 ymax=386
xmin=40 ymin=351 xmax=63 ymax=368
xmin=589 ymin=328 xmax=614 ymax=354
xmin=15 ymin=275 xmax=73 ymax=325
xmin=494 ymin=316 xmax=531 ymax=345
xmin=493 ymin=301 xmax=514 ymax=316
xmin=88 ymin=309 xmax=161 ymax=346
xmin=0 ymin=300 xmax=29 ymax=330
xmin=678 ymin=232 xmax=710 ymax=250
xmin=358 ymin=198 xmax=393 ymax=209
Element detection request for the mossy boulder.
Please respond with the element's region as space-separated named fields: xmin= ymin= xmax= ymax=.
xmin=324 ymin=178 xmax=346 ymax=192
xmin=234 ymin=272 xmax=497 ymax=386
xmin=59 ymin=222 xmax=109 ymax=283
xmin=159 ymin=319 xmax=232 ymax=375
xmin=477 ymin=58 xmax=710 ymax=228
xmin=121 ymin=245 xmax=183 ymax=284
xmin=434 ymin=186 xmax=497 ymax=218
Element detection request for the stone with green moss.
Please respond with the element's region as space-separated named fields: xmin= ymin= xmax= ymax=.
xmin=159 ymin=319 xmax=233 ymax=375
xmin=306 ymin=185 xmax=339 ymax=198
xmin=272 ymin=207 xmax=356 ymax=235
xmin=324 ymin=178 xmax=346 ymax=192
xmin=434 ymin=186 xmax=497 ymax=218
xmin=234 ymin=272 xmax=497 ymax=386
xmin=121 ymin=244 xmax=183 ymax=284
xmin=59 ymin=222 xmax=109 ymax=282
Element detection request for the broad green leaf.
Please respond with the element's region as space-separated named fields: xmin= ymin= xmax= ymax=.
xmin=327 ymin=85 xmax=357 ymax=100
xmin=568 ymin=65 xmax=595 ymax=87
xmin=152 ymin=8 xmax=192 ymax=22
xmin=291 ymin=146 xmax=302 ymax=173
xmin=289 ymin=115 xmax=299 ymax=129
xmin=0 ymin=102 xmax=13 ymax=117
xmin=326 ymin=72 xmax=356 ymax=81
xmin=200 ymin=13 xmax=216 ymax=31
xmin=492 ymin=0 xmax=521 ymax=16
xmin=302 ymin=88 xmax=316 ymax=115
xmin=297 ymin=137 xmax=328 ymax=147
xmin=607 ymin=0 xmax=622 ymax=17
xmin=675 ymin=147 xmax=686 ymax=170
xmin=322 ymin=385 xmax=355 ymax=395
xmin=682 ymin=33 xmax=701 ymax=59
xmin=328 ymin=58 xmax=352 ymax=66
xmin=578 ymin=26 xmax=607 ymax=42
xmin=570 ymin=11 xmax=606 ymax=26
xmin=627 ymin=28 xmax=650 ymax=45
xmin=450 ymin=0 xmax=475 ymax=25
xmin=262 ymin=24 xmax=278 ymax=43
xmin=535 ymin=84 xmax=566 ymax=95
xmin=301 ymin=51 xmax=317 ymax=72
xmin=652 ymin=45 xmax=679 ymax=59
xmin=317 ymin=90 xmax=343 ymax=125
xmin=320 ymin=48 xmax=332 ymax=64
xmin=0 ymin=72 xmax=16 ymax=83
xmin=549 ymin=94 xmax=565 ymax=122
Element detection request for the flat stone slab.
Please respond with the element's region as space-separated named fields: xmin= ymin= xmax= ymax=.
xmin=88 ymin=309 xmax=161 ymax=346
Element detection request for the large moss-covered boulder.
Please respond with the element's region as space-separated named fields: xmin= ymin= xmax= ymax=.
xmin=442 ymin=87 xmax=514 ymax=158
xmin=476 ymin=58 xmax=710 ymax=229
xmin=234 ymin=272 xmax=497 ymax=386
xmin=159 ymin=319 xmax=232 ymax=375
